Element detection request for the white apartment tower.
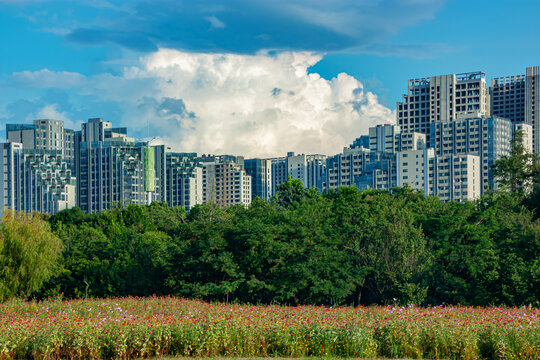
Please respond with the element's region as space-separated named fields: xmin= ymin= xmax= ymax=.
xmin=202 ymin=162 xmax=251 ymax=207
xmin=431 ymin=154 xmax=482 ymax=202
xmin=514 ymin=123 xmax=534 ymax=153
xmin=397 ymin=72 xmax=489 ymax=143
xmin=368 ymin=124 xmax=427 ymax=154
xmin=270 ymin=152 xmax=327 ymax=194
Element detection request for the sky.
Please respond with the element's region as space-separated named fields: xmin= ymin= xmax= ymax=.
xmin=1 ymin=0 xmax=539 ymax=157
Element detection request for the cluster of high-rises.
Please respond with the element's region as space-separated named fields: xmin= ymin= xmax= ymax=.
xmin=1 ymin=66 xmax=538 ymax=216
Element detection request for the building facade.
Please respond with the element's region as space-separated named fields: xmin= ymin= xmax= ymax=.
xmin=490 ymin=75 xmax=526 ymax=124
xmin=490 ymin=65 xmax=540 ymax=153
xmin=7 ymin=119 xmax=75 ymax=169
xmin=397 ymin=72 xmax=489 ymax=143
xmin=350 ymin=135 xmax=370 ymax=149
xmin=77 ymin=140 xmax=158 ymax=213
xmin=430 ymin=154 xmax=482 ymax=202
xmin=165 ymin=152 xmax=203 ymax=211
xmin=396 ymin=148 xmax=435 ymax=195
xmin=429 ymin=116 xmax=513 ymax=191
xmin=202 ymin=162 xmax=251 ymax=207
xmin=514 ymin=122 xmax=534 ymax=153
xmin=525 ymin=66 xmax=540 ymax=153
xmin=245 ymin=158 xmax=273 ymax=200
xmin=269 ymin=152 xmax=326 ymax=195
xmin=325 ymin=147 xmax=397 ymax=192
xmin=0 ymin=142 xmax=76 ymax=217
xmin=369 ymin=124 xmax=400 ymax=153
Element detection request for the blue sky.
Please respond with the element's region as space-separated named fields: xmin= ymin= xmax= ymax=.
xmin=1 ymin=0 xmax=539 ymax=156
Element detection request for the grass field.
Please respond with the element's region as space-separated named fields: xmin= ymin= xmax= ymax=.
xmin=0 ymin=297 xmax=538 ymax=359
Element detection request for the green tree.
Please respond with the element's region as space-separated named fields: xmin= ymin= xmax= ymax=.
xmin=225 ymin=198 xmax=280 ymax=304
xmin=476 ymin=192 xmax=540 ymax=305
xmin=43 ymin=205 xmax=172 ymax=299
xmin=492 ymin=130 xmax=540 ymax=195
xmin=166 ymin=203 xmax=244 ymax=302
xmin=0 ymin=210 xmax=63 ymax=301
xmin=273 ymin=176 xmax=319 ymax=208
xmin=327 ymin=187 xmax=428 ymax=305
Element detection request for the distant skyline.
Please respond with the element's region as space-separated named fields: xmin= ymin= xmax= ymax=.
xmin=1 ymin=0 xmax=539 ymax=157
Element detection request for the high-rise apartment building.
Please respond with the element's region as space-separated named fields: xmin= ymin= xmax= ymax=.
xmin=326 ymin=147 xmax=372 ymax=190
xmin=306 ymin=154 xmax=327 ymax=191
xmin=367 ymin=124 xmax=426 ymax=154
xmin=269 ymin=152 xmax=326 ymax=194
xmin=0 ymin=142 xmax=76 ymax=217
xmin=490 ymin=75 xmax=526 ymax=124
xmin=514 ymin=122 xmax=534 ymax=153
xmin=397 ymin=149 xmax=482 ymax=202
xmin=78 ymin=139 xmax=159 ymax=213
xmin=80 ymin=118 xmax=133 ymax=143
xmin=355 ymin=152 xmax=397 ymax=191
xmin=397 ymin=72 xmax=489 ymax=142
xmin=350 ymin=135 xmax=369 ymax=149
xmin=325 ymin=147 xmax=397 ymax=192
xmin=245 ymin=158 xmax=273 ymax=200
xmin=6 ymin=119 xmax=75 ymax=169
xmin=199 ymin=154 xmax=248 ymax=206
xmin=287 ymin=153 xmax=308 ymax=185
xmin=201 ymin=162 xmax=251 ymax=207
xmin=369 ymin=124 xmax=400 ymax=153
xmin=164 ymin=152 xmax=203 ymax=211
xmin=270 ymin=156 xmax=288 ymax=195
xmin=431 ymin=154 xmax=482 ymax=202
xmin=76 ymin=118 xmax=140 ymax=211
xmin=429 ymin=116 xmax=513 ymax=191
xmin=0 ymin=142 xmax=22 ymax=217
xmin=490 ymin=66 xmax=540 ymax=153
xmin=397 ymin=147 xmax=435 ymax=195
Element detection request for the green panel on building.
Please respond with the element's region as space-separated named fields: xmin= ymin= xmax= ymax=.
xmin=143 ymin=147 xmax=155 ymax=192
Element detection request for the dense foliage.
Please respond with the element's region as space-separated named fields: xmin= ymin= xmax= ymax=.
xmin=0 ymin=210 xmax=62 ymax=301
xmin=1 ymin=297 xmax=538 ymax=359
xmin=32 ymin=177 xmax=538 ymax=306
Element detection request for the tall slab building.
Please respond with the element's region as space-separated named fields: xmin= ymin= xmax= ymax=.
xmin=269 ymin=152 xmax=327 ymax=195
xmin=6 ymin=119 xmax=75 ymax=170
xmin=0 ymin=142 xmax=76 ymax=217
xmin=164 ymin=151 xmax=203 ymax=211
xmin=245 ymin=158 xmax=273 ymax=200
xmin=429 ymin=116 xmax=513 ymax=192
xmin=76 ymin=118 xmax=159 ymax=213
xmin=490 ymin=65 xmax=540 ymax=153
xmin=397 ymin=72 xmax=489 ymax=143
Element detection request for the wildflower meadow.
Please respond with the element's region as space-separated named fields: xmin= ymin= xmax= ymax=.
xmin=0 ymin=296 xmax=538 ymax=359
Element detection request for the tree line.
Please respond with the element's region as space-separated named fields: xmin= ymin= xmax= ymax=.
xmin=0 ymin=139 xmax=539 ymax=306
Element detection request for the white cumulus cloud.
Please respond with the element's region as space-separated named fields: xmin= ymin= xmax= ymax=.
xmin=3 ymin=49 xmax=394 ymax=157
xmin=115 ymin=49 xmax=394 ymax=157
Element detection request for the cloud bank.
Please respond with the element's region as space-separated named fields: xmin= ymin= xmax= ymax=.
xmin=2 ymin=49 xmax=394 ymax=157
